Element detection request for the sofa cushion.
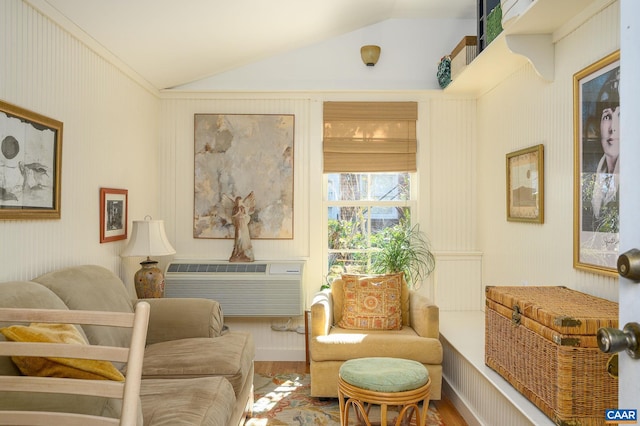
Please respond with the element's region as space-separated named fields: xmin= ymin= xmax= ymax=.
xmin=0 ymin=281 xmax=140 ymax=424
xmin=0 ymin=323 xmax=124 ymax=381
xmin=0 ymin=281 xmax=77 ymax=377
xmin=0 ymin=392 xmax=139 ymax=424
xmin=140 ymin=332 xmax=254 ymax=397
xmin=311 ymin=326 xmax=442 ymax=364
xmin=140 ymin=377 xmax=236 ymax=426
xmin=33 ymin=265 xmax=134 ymax=348
xmin=338 ymin=274 xmax=402 ymax=330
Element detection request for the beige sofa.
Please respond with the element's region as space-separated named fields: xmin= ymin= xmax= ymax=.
xmin=310 ymin=278 xmax=443 ymax=399
xmin=0 ymin=265 xmax=255 ymax=426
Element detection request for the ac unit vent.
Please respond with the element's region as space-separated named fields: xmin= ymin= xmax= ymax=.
xmin=164 ymin=261 xmax=304 ymax=317
xmin=167 ymin=263 xmax=268 ymax=274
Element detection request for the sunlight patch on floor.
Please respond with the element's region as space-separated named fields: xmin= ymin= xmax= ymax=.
xmin=249 ymin=376 xmax=304 ymax=417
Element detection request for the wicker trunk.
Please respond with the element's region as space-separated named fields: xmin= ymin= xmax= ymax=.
xmin=485 ymin=286 xmax=618 ymax=426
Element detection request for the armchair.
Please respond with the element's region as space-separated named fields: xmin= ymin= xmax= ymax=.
xmin=310 ymin=277 xmax=443 ymax=399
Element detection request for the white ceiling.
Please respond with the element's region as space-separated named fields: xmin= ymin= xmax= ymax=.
xmin=34 ymin=0 xmax=476 ymax=90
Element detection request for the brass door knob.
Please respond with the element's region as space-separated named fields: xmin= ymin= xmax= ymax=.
xmin=617 ymin=249 xmax=640 ymax=281
xmin=597 ymin=322 xmax=640 ymax=359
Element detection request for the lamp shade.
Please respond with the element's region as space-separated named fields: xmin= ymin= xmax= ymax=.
xmin=121 ymin=218 xmax=176 ymax=257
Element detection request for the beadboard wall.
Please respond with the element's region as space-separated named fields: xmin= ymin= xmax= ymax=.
xmin=2 ymin=0 xmax=622 ymax=363
xmin=157 ymin=92 xmax=481 ymax=359
xmin=476 ymin=0 xmax=620 ymax=302
xmin=0 ymin=0 xmax=160 ymax=283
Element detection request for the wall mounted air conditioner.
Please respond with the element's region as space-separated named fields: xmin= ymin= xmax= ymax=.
xmin=164 ymin=260 xmax=304 ymax=317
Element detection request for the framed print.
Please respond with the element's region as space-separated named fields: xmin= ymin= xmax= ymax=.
xmin=193 ymin=113 xmax=295 ymax=240
xmin=100 ymin=188 xmax=128 ymax=243
xmin=0 ymin=100 xmax=63 ymax=219
xmin=573 ymin=50 xmax=620 ymax=276
xmin=506 ymin=144 xmax=544 ymax=223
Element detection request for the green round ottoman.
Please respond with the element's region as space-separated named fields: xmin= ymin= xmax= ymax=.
xmin=337 ymin=357 xmax=431 ymax=426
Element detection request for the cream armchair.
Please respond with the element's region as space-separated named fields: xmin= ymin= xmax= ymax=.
xmin=309 ymin=278 xmax=443 ymax=399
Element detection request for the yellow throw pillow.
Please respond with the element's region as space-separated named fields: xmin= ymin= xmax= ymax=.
xmin=0 ymin=323 xmax=125 ymax=381
xmin=338 ymin=274 xmax=403 ymax=330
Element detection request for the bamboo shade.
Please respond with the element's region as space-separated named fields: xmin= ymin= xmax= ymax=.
xmin=323 ymin=102 xmax=417 ymax=173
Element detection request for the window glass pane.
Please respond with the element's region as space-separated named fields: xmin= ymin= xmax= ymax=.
xmin=371 ymin=206 xmax=411 ymax=238
xmin=327 ymin=207 xmax=369 ymax=250
xmin=327 ymin=173 xmax=410 ymax=201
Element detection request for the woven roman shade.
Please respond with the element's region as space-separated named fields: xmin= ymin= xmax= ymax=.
xmin=323 ymin=102 xmax=417 ymax=173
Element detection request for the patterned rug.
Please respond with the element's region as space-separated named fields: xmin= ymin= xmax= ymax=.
xmin=246 ymin=373 xmax=444 ymax=425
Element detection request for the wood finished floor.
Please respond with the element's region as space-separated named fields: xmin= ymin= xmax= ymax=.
xmin=254 ymin=361 xmax=468 ymax=426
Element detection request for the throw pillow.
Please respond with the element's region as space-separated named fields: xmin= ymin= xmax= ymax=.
xmin=0 ymin=323 xmax=125 ymax=381
xmin=338 ymin=274 xmax=403 ymax=330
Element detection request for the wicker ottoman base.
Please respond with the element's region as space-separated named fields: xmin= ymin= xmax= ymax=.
xmin=338 ymin=358 xmax=431 ymax=426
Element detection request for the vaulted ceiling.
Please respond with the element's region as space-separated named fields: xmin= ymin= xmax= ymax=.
xmin=32 ymin=0 xmax=476 ymax=89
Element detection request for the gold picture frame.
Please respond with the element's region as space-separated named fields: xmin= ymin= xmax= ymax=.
xmin=0 ymin=100 xmax=63 ymax=220
xmin=506 ymin=144 xmax=544 ymax=224
xmin=573 ymin=50 xmax=620 ymax=276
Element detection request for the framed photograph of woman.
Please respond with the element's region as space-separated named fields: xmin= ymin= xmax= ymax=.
xmin=100 ymin=188 xmax=128 ymax=243
xmin=573 ymin=50 xmax=620 ymax=276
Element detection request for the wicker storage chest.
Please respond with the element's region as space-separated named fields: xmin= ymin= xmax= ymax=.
xmin=485 ymin=286 xmax=618 ymax=426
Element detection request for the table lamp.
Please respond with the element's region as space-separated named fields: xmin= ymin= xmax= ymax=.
xmin=121 ymin=216 xmax=176 ymax=298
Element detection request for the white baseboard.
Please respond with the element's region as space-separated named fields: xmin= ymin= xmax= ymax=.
xmin=254 ymin=348 xmax=306 ymax=361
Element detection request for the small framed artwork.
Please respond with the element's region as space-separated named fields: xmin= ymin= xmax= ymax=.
xmin=573 ymin=50 xmax=620 ymax=276
xmin=0 ymin=100 xmax=63 ymax=220
xmin=506 ymin=144 xmax=544 ymax=224
xmin=100 ymin=188 xmax=128 ymax=243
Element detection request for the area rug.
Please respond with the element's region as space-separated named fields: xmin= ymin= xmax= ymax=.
xmin=246 ymin=373 xmax=444 ymax=425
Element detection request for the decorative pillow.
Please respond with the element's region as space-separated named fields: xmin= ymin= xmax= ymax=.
xmin=0 ymin=323 xmax=125 ymax=381
xmin=338 ymin=274 xmax=403 ymax=330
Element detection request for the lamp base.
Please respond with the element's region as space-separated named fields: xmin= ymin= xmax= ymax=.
xmin=134 ymin=258 xmax=165 ymax=298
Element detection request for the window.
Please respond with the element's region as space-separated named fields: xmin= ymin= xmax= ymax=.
xmin=323 ymin=102 xmax=419 ymax=284
xmin=325 ymin=172 xmax=416 ymax=279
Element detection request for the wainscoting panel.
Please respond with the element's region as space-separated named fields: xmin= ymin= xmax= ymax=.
xmin=226 ymin=316 xmax=307 ymax=361
xmin=432 ymin=251 xmax=483 ymax=311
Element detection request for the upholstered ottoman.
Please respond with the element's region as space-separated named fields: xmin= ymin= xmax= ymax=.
xmin=338 ymin=357 xmax=431 ymax=426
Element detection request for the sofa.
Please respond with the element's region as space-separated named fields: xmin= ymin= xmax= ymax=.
xmin=309 ymin=275 xmax=443 ymax=399
xmin=0 ymin=264 xmax=255 ymax=426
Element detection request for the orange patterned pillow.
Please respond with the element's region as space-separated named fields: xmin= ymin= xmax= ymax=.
xmin=338 ymin=274 xmax=402 ymax=330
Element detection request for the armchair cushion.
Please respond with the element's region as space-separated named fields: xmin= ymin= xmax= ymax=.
xmin=311 ymin=326 xmax=442 ymax=364
xmin=338 ymin=274 xmax=402 ymax=330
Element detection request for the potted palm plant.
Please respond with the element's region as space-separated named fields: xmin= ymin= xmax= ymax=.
xmin=371 ymin=222 xmax=436 ymax=288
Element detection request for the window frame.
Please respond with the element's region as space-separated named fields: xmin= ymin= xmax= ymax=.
xmin=322 ymin=171 xmax=418 ymax=279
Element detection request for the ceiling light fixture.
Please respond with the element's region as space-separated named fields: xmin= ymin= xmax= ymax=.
xmin=360 ymin=45 xmax=381 ymax=66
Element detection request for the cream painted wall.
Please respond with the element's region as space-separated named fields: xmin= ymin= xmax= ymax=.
xmin=175 ymin=18 xmax=476 ymax=91
xmin=0 ymin=0 xmax=161 ymax=283
xmin=156 ymin=90 xmax=482 ymax=359
xmin=1 ymin=0 xmax=622 ymax=361
xmin=476 ymin=1 xmax=620 ymax=301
